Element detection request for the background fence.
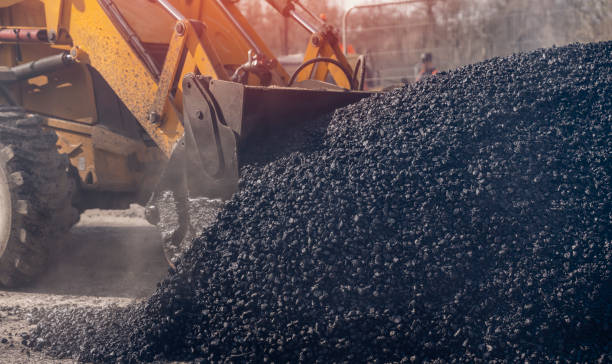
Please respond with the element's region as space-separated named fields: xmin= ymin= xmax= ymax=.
xmin=341 ymin=0 xmax=612 ymax=88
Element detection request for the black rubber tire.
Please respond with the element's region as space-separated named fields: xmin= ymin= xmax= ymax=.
xmin=0 ymin=106 xmax=78 ymax=287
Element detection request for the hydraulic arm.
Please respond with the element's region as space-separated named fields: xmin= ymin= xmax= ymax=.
xmin=0 ymin=0 xmax=372 ymax=267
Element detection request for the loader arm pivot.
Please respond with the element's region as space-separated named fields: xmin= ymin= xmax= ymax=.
xmin=264 ymin=0 xmax=360 ymax=90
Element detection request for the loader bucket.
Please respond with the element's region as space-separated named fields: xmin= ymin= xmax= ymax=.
xmin=179 ymin=74 xmax=373 ymax=199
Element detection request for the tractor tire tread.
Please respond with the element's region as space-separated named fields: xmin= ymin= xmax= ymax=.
xmin=0 ymin=106 xmax=78 ymax=287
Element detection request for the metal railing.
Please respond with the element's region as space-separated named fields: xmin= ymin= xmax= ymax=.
xmin=342 ymin=0 xmax=429 ymax=56
xmin=341 ymin=1 xmax=606 ymax=88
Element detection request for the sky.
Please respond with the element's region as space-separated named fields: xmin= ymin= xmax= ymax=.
xmin=339 ymin=0 xmax=409 ymax=11
xmin=341 ymin=0 xmax=370 ymax=9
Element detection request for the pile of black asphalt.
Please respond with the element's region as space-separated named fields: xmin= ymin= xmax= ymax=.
xmin=28 ymin=41 xmax=610 ymax=363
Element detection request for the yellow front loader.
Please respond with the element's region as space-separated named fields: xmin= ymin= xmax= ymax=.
xmin=0 ymin=0 xmax=370 ymax=286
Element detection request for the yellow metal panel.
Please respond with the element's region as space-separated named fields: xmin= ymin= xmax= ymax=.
xmin=313 ymin=44 xmax=331 ymax=82
xmin=171 ymin=0 xmax=248 ymax=68
xmin=2 ymin=1 xmax=99 ymax=123
xmin=45 ymin=116 xmax=92 ymax=135
xmin=43 ymin=0 xmax=63 ymax=33
xmin=296 ymin=37 xmax=321 ymax=82
xmin=91 ymin=126 xmax=145 ymax=156
xmin=4 ymin=0 xmax=299 ymax=162
xmin=60 ymin=0 xmax=178 ymax=155
xmin=53 ymin=128 xmax=96 ymax=186
xmin=297 ymin=37 xmax=353 ymax=89
xmin=149 ymin=23 xmax=189 ymax=123
xmin=171 ymin=22 xmax=226 ymax=112
xmin=169 ymin=0 xmax=289 ymax=85
xmin=46 ymin=117 xmax=152 ymax=192
xmin=323 ymin=44 xmax=353 ymax=90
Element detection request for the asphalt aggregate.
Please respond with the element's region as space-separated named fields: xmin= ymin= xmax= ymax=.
xmin=28 ymin=41 xmax=611 ymax=363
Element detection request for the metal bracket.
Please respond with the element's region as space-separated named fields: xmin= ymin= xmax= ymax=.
xmin=230 ymin=49 xmax=276 ymax=86
xmin=181 ymin=74 xmax=239 ymax=199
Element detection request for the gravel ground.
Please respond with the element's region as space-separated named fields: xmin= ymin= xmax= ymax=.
xmin=28 ymin=41 xmax=611 ymax=363
xmin=0 ymin=207 xmax=169 ymax=363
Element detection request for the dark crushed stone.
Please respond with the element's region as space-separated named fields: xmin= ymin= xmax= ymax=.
xmin=29 ymin=41 xmax=611 ymax=363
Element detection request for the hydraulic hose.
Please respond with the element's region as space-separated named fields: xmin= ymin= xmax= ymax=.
xmin=288 ymin=57 xmax=355 ymax=90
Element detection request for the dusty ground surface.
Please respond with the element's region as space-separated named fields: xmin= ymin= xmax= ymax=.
xmin=0 ymin=205 xmax=170 ymax=363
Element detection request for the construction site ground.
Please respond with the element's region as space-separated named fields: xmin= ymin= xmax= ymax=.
xmin=0 ymin=206 xmax=170 ymax=363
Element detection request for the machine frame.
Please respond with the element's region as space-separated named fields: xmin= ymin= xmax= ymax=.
xmin=0 ymin=0 xmax=363 ymax=209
